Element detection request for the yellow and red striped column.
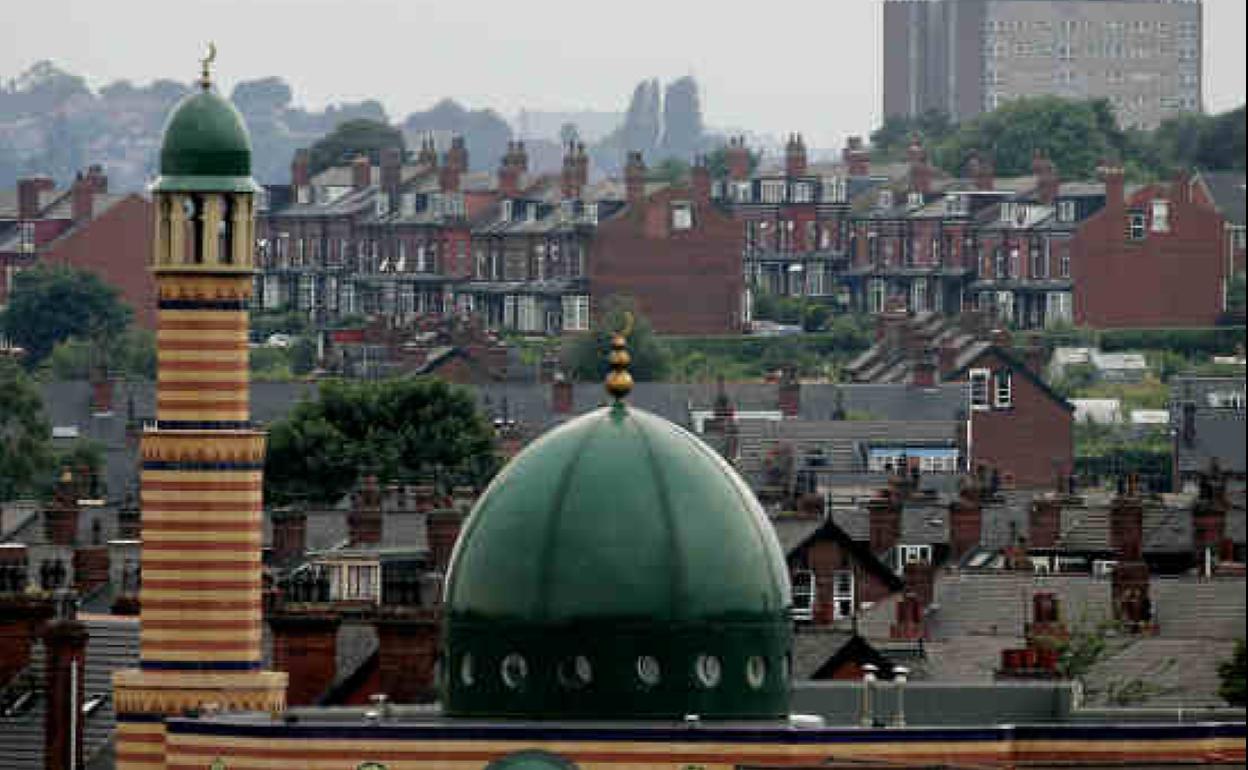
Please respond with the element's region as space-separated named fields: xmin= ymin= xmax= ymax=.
xmin=114 ymin=269 xmax=285 ymax=770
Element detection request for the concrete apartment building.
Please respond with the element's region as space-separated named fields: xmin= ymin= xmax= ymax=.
xmin=884 ymin=0 xmax=1203 ymax=129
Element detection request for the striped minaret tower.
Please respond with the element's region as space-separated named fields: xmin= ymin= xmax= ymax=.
xmin=113 ymin=47 xmax=286 ymax=770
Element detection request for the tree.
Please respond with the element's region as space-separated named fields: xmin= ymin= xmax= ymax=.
xmin=290 ymin=336 xmax=317 ymax=375
xmin=0 ymin=265 xmax=132 ymax=369
xmin=1219 ymin=639 xmax=1246 ymax=707
xmin=870 ymin=109 xmax=954 ymax=159
xmin=307 ymin=119 xmax=405 ymax=176
xmin=562 ymin=296 xmax=670 ymax=382
xmin=0 ymin=358 xmax=52 ymax=501
xmin=264 ymin=377 xmax=499 ymax=505
xmin=933 ymin=97 xmax=1122 ymax=180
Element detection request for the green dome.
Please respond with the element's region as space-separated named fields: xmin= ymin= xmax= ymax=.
xmin=153 ymin=89 xmax=258 ymax=192
xmin=442 ymin=403 xmax=792 ymax=720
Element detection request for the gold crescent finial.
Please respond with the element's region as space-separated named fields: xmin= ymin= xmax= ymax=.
xmin=199 ymin=42 xmax=217 ymax=91
xmin=605 ymin=311 xmax=635 ymax=401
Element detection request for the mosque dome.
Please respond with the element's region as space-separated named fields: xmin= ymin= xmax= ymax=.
xmin=153 ymin=79 xmax=258 ymax=192
xmin=442 ymin=344 xmax=792 ymax=720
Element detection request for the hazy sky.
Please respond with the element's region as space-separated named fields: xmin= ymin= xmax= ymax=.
xmin=4 ymin=0 xmax=1245 ymax=149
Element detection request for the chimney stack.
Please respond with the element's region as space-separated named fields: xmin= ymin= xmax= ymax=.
xmin=785 ymin=133 xmax=807 ymax=178
xmin=868 ymin=490 xmax=902 ymax=555
xmin=1098 ymin=159 xmax=1126 ymax=245
xmin=17 ymin=176 xmax=53 ymax=221
xmin=778 ymin=366 xmax=801 ymax=417
xmin=43 ymin=617 xmax=87 ymax=770
xmin=271 ymin=507 xmax=308 ymax=563
xmin=726 ymin=136 xmax=751 ymax=182
xmin=1029 ymin=496 xmax=1062 ymax=549
xmin=906 ymin=134 xmax=932 ymax=195
xmin=351 ymin=154 xmax=371 ymax=191
xmin=381 ymin=146 xmax=402 ymax=206
xmin=70 ymin=173 xmax=94 ymax=225
xmin=551 ymin=376 xmax=574 ymax=415
xmin=501 ymin=141 xmax=524 ymax=199
xmin=625 ymin=151 xmax=647 ymax=206
xmin=843 ymin=136 xmax=871 ymax=177
xmin=44 ymin=471 xmax=80 ymax=548
xmin=348 ymin=476 xmax=383 ymax=547
xmin=691 ymin=154 xmax=712 ymax=204
xmin=291 ymin=148 xmax=311 ymax=189
xmin=440 ymin=134 xmax=469 ymax=194
xmin=911 ymin=351 xmax=937 ymax=388
xmin=416 ymin=134 xmax=439 ymax=168
xmin=270 ymin=610 xmax=341 ymax=706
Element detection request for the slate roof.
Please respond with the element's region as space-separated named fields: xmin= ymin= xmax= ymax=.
xmin=855 ymin=570 xmax=1247 ymax=706
xmin=1197 ymin=170 xmax=1246 ymax=228
xmin=0 ymin=615 xmax=140 ymax=770
xmin=735 ymin=419 xmax=963 ymax=480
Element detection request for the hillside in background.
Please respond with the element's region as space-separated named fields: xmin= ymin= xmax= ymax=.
xmin=0 ymin=61 xmax=729 ymax=191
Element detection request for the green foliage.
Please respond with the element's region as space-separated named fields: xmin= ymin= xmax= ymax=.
xmin=46 ymin=328 xmax=155 ymax=381
xmin=1218 ymin=639 xmax=1246 ymax=707
xmin=1228 ymin=273 xmax=1246 ymax=316
xmin=563 ymin=296 xmax=670 ymax=382
xmin=1146 ymin=106 xmax=1246 ymax=174
xmin=307 ymin=118 xmax=405 ymax=176
xmin=662 ymin=318 xmax=875 ymax=383
xmin=290 ymin=336 xmax=317 ymax=376
xmin=251 ymin=310 xmax=310 ymax=341
xmin=932 ymin=97 xmax=1126 ymax=180
xmin=250 ymin=346 xmax=293 ymax=382
xmin=705 ymin=145 xmax=760 ymax=179
xmin=647 ymin=157 xmax=689 ymax=184
xmin=0 ymin=358 xmax=52 ymax=501
xmin=264 ymin=377 xmax=498 ymax=505
xmin=870 ymin=109 xmax=955 ymax=159
xmin=1053 ymin=613 xmax=1175 ymax=705
xmin=0 ymin=265 xmax=132 ymax=369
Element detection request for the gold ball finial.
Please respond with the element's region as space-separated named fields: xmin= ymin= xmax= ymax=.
xmin=604 ymin=313 xmax=635 ymax=401
xmin=199 ymin=42 xmax=217 ymax=91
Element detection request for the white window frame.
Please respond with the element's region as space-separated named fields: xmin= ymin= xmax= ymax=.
xmin=832 ymin=570 xmax=855 ymax=620
xmin=670 ymin=201 xmax=693 ymax=231
xmin=791 ymin=569 xmax=815 ymax=621
xmin=1150 ymin=199 xmax=1171 ymax=233
xmin=561 ymin=294 xmax=590 ymax=332
xmin=970 ymin=368 xmax=991 ymax=409
xmin=995 ymin=369 xmax=1013 ymax=409
xmin=897 ymin=544 xmax=933 ymax=566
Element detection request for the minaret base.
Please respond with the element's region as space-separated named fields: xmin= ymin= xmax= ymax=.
xmin=113 ymin=668 xmax=287 ymax=715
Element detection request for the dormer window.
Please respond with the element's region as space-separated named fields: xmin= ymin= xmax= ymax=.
xmin=1000 ymin=202 xmax=1016 ymax=223
xmin=583 ymin=203 xmax=599 ymax=225
xmin=761 ymin=181 xmax=785 ymax=204
xmin=907 ymin=191 xmax=923 ymax=207
xmin=501 ymin=200 xmax=513 ymax=221
xmin=671 ymin=201 xmax=693 ymax=231
xmin=1057 ymin=200 xmax=1076 ymax=223
xmin=1150 ymin=200 xmax=1170 ymax=233
xmin=792 ymin=182 xmax=813 ymax=203
xmin=878 ymin=189 xmax=893 ymax=209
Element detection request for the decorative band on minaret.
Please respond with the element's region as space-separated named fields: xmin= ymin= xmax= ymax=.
xmin=113 ymin=49 xmax=285 ymax=768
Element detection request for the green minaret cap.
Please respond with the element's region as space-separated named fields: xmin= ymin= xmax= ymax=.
xmin=152 ymin=46 xmax=260 ymax=193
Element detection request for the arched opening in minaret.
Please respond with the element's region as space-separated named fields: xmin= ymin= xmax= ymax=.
xmin=183 ymin=194 xmax=204 ymax=264
xmin=218 ymin=195 xmax=235 ymax=264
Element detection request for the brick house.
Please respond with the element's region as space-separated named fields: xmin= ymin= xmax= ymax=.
xmin=846 ymin=311 xmax=1074 ymax=488
xmin=0 ymin=168 xmax=154 ymax=328
xmin=1072 ymin=165 xmax=1227 ymax=328
xmin=590 ymin=153 xmax=746 ymax=334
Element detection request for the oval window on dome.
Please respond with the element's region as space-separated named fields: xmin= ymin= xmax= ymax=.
xmin=558 ymin=655 xmax=593 ymax=689
xmin=694 ymin=654 xmax=722 ymax=689
xmin=746 ymin=656 xmax=767 ymax=689
xmin=636 ymin=655 xmax=661 ymax=687
xmin=460 ymin=653 xmax=475 ymax=687
xmin=501 ymin=653 xmax=529 ymax=690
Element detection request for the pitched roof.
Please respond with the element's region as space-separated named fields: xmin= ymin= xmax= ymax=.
xmin=1197 ymin=170 xmax=1246 ymax=228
